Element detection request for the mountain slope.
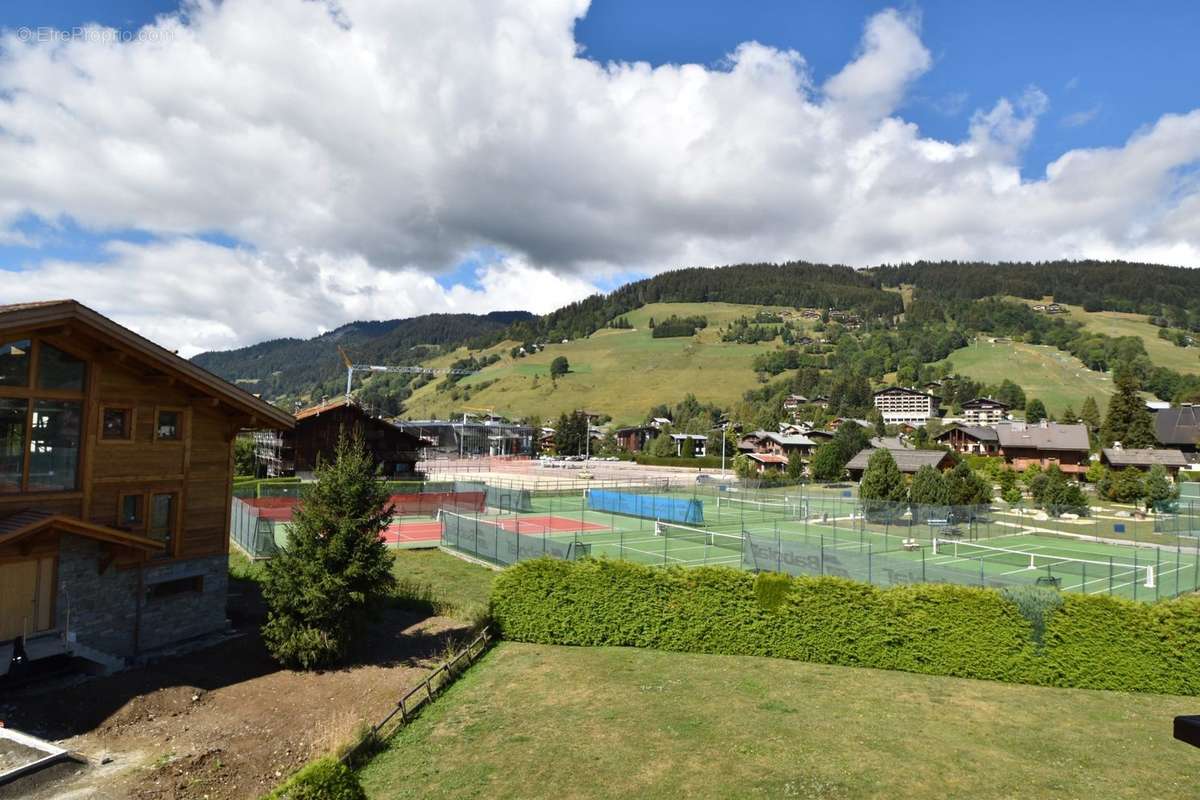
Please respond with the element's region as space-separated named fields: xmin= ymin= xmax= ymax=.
xmin=191 ymin=311 xmax=533 ymax=403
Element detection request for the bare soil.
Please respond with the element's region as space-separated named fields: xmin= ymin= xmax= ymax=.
xmin=0 ymin=576 xmax=471 ymax=800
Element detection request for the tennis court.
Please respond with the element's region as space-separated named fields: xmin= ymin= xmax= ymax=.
xmin=440 ymin=485 xmax=1200 ymax=602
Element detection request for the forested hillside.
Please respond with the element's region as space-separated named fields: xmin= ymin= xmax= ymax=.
xmin=877 ymin=260 xmax=1200 ymax=326
xmin=191 ymin=311 xmax=532 ymax=406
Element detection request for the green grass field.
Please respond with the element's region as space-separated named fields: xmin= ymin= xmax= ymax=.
xmin=1012 ymin=297 xmax=1200 ymax=376
xmin=946 ymin=337 xmax=1115 ymax=415
xmin=400 ymin=302 xmax=809 ymax=424
xmin=358 ymin=641 xmax=1200 ymax=799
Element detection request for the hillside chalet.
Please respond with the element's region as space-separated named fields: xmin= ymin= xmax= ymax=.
xmin=1154 ymin=405 xmax=1200 ymax=457
xmin=961 ymin=398 xmax=1009 ymax=426
xmin=0 ymin=301 xmax=292 ymax=676
xmin=993 ymin=421 xmax=1090 ymax=474
xmin=845 ymin=448 xmax=955 ymax=480
xmin=936 ymin=424 xmax=1001 ymax=455
xmin=256 ymin=396 xmax=422 ymax=478
xmin=1100 ymin=447 xmax=1189 ymax=479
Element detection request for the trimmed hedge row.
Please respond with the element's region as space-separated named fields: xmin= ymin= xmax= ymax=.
xmin=490 ymin=559 xmax=1200 ymax=695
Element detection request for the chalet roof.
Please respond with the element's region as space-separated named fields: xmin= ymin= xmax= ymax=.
xmin=1155 ymin=406 xmax=1200 ymax=447
xmin=0 ymin=510 xmax=165 ymax=552
xmin=846 ymin=448 xmax=953 ymax=473
xmin=936 ymin=424 xmax=999 ymax=442
xmin=748 ymin=453 xmax=789 ymax=465
xmin=0 ymin=300 xmax=292 ymax=429
xmin=869 ymin=436 xmax=910 ymax=450
xmin=295 ymin=396 xmax=358 ymax=421
xmin=669 ymin=433 xmax=709 ymax=440
xmin=962 ymin=397 xmax=1010 ymax=410
xmin=873 ymin=386 xmax=941 ymax=402
xmin=994 ymin=421 xmax=1089 ymax=452
xmin=1101 ymin=448 xmax=1189 ymax=468
xmin=761 ymin=432 xmax=816 ymax=447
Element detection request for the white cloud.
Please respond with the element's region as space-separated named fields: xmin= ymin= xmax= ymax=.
xmin=1061 ymin=104 xmax=1102 ymax=128
xmin=0 ymin=1 xmax=1198 ymax=354
xmin=1 ymin=239 xmax=600 ymax=357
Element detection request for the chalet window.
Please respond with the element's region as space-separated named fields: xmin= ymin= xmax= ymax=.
xmin=0 ymin=399 xmax=26 ymax=492
xmin=156 ymin=410 xmax=182 ymax=441
xmin=119 ymin=493 xmax=145 ymax=530
xmin=27 ymin=400 xmax=82 ymax=492
xmin=102 ymin=407 xmax=133 ymax=440
xmin=0 ymin=338 xmax=86 ymax=494
xmin=0 ymin=339 xmax=30 ymax=387
xmin=149 ymin=492 xmax=177 ymax=550
xmin=145 ymin=575 xmax=202 ymax=601
xmin=37 ymin=344 xmax=86 ymax=392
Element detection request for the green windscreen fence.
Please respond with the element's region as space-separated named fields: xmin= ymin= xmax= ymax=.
xmin=440 ymin=510 xmax=584 ymax=566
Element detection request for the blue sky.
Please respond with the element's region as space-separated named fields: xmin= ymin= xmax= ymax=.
xmin=2 ymin=2 xmax=1199 ymax=352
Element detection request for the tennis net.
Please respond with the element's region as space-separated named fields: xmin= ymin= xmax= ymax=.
xmin=716 ymin=495 xmax=806 ymax=518
xmin=655 ymin=521 xmax=745 ymax=552
xmin=932 ymin=538 xmax=1156 ymax=588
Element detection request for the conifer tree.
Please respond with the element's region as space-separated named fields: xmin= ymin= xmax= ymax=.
xmin=1101 ymin=369 xmax=1156 ymax=447
xmin=261 ymin=429 xmax=396 ymax=669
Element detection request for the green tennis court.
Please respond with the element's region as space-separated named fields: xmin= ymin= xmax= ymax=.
xmin=442 ymin=486 xmax=1200 ymax=602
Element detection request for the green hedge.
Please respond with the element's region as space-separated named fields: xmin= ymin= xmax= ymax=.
xmin=491 ymin=559 xmax=1200 ymax=695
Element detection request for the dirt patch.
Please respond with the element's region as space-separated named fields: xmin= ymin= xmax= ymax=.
xmin=0 ymin=737 xmax=48 ymax=774
xmin=0 ymin=576 xmax=472 ymax=800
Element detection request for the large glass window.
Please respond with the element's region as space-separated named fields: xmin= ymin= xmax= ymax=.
xmin=0 ymin=340 xmax=30 ymax=388
xmin=0 ymin=339 xmax=86 ymax=493
xmin=27 ymin=401 xmax=82 ymax=492
xmin=0 ymin=399 xmax=27 ymax=492
xmin=37 ymin=343 xmax=86 ymax=392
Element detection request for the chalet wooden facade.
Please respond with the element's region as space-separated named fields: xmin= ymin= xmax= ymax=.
xmin=256 ymin=397 xmax=422 ymax=478
xmin=0 ymin=301 xmax=292 ymax=675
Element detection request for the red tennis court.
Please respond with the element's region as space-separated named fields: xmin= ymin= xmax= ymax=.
xmin=381 ymin=520 xmax=442 ymax=544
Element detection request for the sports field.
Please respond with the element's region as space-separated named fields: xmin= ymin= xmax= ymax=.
xmin=439 ymin=486 xmax=1200 ymax=602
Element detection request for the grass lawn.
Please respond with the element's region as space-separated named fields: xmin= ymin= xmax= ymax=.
xmin=1011 ymin=297 xmax=1200 ymax=376
xmin=401 ymin=302 xmax=804 ymax=424
xmin=390 ymin=548 xmax=497 ymax=621
xmin=946 ymin=337 xmax=1116 ymax=416
xmin=359 ymin=642 xmax=1198 ymax=799
xmin=229 ymin=547 xmax=496 ymax=623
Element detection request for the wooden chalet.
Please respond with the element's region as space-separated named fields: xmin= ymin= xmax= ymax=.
xmin=1100 ymin=447 xmax=1189 ymax=478
xmin=993 ymin=421 xmax=1090 ymax=474
xmin=614 ymin=425 xmax=657 ymax=453
xmin=256 ymin=396 xmax=422 ymax=479
xmin=845 ymin=448 xmax=955 ymax=480
xmin=936 ymin=424 xmax=1001 ymax=456
xmin=0 ymin=301 xmax=292 ymax=676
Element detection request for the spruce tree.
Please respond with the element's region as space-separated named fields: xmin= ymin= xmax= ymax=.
xmin=261 ymin=429 xmax=397 ymax=669
xmin=1142 ymin=464 xmax=1175 ymax=511
xmin=1080 ymin=395 xmax=1102 ymax=434
xmin=786 ymin=448 xmax=804 ymax=480
xmin=859 ymin=449 xmax=908 ymax=502
xmin=1025 ymin=399 xmax=1048 ymax=423
xmin=1101 ymin=369 xmax=1156 ymax=447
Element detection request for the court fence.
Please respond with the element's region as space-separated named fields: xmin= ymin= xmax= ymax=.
xmin=437 ymin=491 xmax=1200 ymax=602
xmin=229 ymin=496 xmax=280 ymax=559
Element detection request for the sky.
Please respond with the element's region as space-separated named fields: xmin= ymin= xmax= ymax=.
xmin=2 ymin=1 xmax=1200 ymax=355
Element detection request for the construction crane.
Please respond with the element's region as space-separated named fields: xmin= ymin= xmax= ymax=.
xmin=337 ymin=346 xmax=480 ymax=399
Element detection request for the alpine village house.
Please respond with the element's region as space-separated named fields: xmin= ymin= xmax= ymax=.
xmin=1 ymin=301 xmax=292 ymax=676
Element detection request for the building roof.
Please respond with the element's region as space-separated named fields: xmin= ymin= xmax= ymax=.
xmin=295 ymin=395 xmax=358 ymax=421
xmin=994 ymin=421 xmax=1089 ymax=452
xmin=0 ymin=300 xmax=293 ymax=429
xmin=869 ymin=436 xmax=910 ymax=450
xmin=962 ymin=397 xmax=1010 ymax=410
xmin=761 ymin=431 xmax=816 ymax=447
xmin=747 ymin=453 xmax=789 ymax=465
xmin=0 ymin=510 xmax=165 ymax=552
xmin=1101 ymin=448 xmax=1189 ymax=468
xmin=669 ymin=433 xmax=709 ymax=440
xmin=873 ymin=386 xmax=941 ymax=402
xmin=846 ymin=448 xmax=954 ymax=473
xmin=936 ymin=423 xmax=999 ymax=442
xmin=1155 ymin=406 xmax=1200 ymax=447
